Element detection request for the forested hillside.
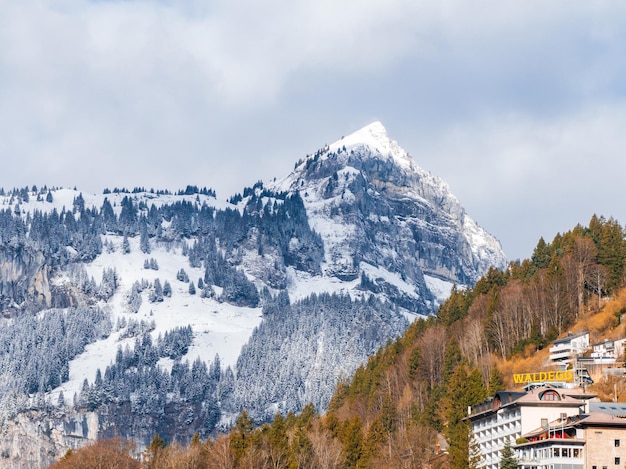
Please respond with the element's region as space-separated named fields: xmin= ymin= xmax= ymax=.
xmin=53 ymin=214 xmax=626 ymax=468
xmin=322 ymin=214 xmax=626 ymax=469
xmin=1 ymin=121 xmax=511 ymax=469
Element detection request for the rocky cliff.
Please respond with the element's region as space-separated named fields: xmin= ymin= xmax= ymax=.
xmin=271 ymin=121 xmax=506 ymax=310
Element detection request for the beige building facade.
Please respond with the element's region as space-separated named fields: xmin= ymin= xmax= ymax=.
xmin=581 ymin=414 xmax=626 ymax=469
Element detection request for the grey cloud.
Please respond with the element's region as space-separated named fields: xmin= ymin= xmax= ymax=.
xmin=1 ymin=0 xmax=626 ymax=261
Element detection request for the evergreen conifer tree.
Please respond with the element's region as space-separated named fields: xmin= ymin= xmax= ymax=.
xmin=268 ymin=413 xmax=291 ymax=468
xmin=531 ymin=237 xmax=552 ymax=270
xmin=488 ymin=366 xmax=505 ymax=395
xmin=163 ymin=280 xmax=172 ymax=297
xmin=230 ymin=410 xmax=254 ymax=464
xmin=144 ymin=433 xmax=165 ymax=469
xmin=341 ymin=416 xmax=364 ymax=469
xmin=140 ymin=221 xmax=150 ymax=254
xmin=469 ymin=434 xmax=483 ymax=469
xmin=500 ymin=440 xmax=517 ymax=469
xmin=444 ymin=364 xmax=487 ymax=469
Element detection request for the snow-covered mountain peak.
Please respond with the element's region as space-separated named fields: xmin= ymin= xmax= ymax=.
xmin=329 ymin=121 xmax=413 ymax=170
xmin=270 ymin=122 xmax=506 ymax=312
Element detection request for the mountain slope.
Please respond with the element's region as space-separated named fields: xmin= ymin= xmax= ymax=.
xmin=0 ymin=122 xmax=505 ymax=468
xmin=229 ymin=122 xmax=505 ymax=418
xmin=272 ymin=121 xmax=505 ymax=309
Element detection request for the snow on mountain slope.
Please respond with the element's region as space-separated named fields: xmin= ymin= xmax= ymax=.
xmin=272 ymin=121 xmax=506 ymax=309
xmin=0 ymin=122 xmax=508 ymax=463
xmin=0 ymin=187 xmax=263 ymax=404
xmin=0 ymin=122 xmax=505 ymax=405
xmin=330 ymin=121 xmax=415 ymax=170
xmin=0 ymin=187 xmax=229 ymax=217
xmin=52 ymin=234 xmax=263 ymax=401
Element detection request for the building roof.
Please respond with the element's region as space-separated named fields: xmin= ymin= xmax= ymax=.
xmin=589 ymin=402 xmax=626 ymax=417
xmin=469 ymin=391 xmax=526 ymax=420
xmin=559 ymin=387 xmax=598 ymax=401
xmin=519 ymin=413 xmax=582 ymax=439
xmin=592 ymin=337 xmax=626 ymax=348
xmin=552 ymin=331 xmax=589 ymax=346
xmin=592 ymin=338 xmax=615 ymax=348
xmin=514 ymin=387 xmax=589 ymax=407
xmin=577 ymin=411 xmax=626 ymax=427
xmin=469 ymin=386 xmax=589 ymax=420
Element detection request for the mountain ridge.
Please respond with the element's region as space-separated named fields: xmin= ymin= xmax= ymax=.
xmin=272 ymin=121 xmax=505 ymax=305
xmin=0 ymin=122 xmax=506 ymax=468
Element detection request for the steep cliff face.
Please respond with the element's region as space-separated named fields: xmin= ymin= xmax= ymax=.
xmin=272 ymin=121 xmax=506 ymax=310
xmin=0 ymin=246 xmax=50 ymax=314
xmin=0 ymin=410 xmax=99 ymax=469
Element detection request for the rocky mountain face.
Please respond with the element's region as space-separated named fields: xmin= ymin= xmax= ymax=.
xmin=272 ymin=121 xmax=505 ymax=309
xmin=0 ymin=410 xmax=99 ymax=469
xmin=0 ymin=122 xmax=505 ymax=468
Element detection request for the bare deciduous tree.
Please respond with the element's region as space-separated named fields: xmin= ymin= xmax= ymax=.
xmin=417 ymin=325 xmax=447 ymax=389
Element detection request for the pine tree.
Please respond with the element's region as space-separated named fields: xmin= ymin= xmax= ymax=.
xmin=268 ymin=413 xmax=291 ymax=468
xmin=596 ymin=217 xmax=626 ymax=293
xmin=144 ymin=433 xmax=166 ymax=469
xmin=380 ymin=392 xmax=397 ymax=434
xmin=531 ymin=237 xmax=552 ymax=270
xmin=230 ymin=410 xmax=254 ymax=464
xmin=444 ymin=364 xmax=487 ymax=469
xmin=443 ymin=338 xmax=463 ymax=385
xmin=488 ymin=366 xmax=505 ymax=395
xmin=341 ymin=416 xmax=364 ymax=469
xmin=140 ymin=221 xmax=150 ymax=254
xmin=362 ymin=418 xmax=386 ymax=466
xmin=153 ymin=279 xmax=163 ymax=302
xmin=163 ymin=280 xmax=172 ymax=298
xmin=500 ymin=440 xmax=517 ymax=469
xmin=57 ymin=391 xmax=65 ymax=408
xmin=469 ymin=434 xmax=483 ymax=469
xmin=122 ymin=234 xmax=130 ymax=254
xmin=291 ymin=424 xmax=314 ymax=469
xmin=177 ymin=268 xmax=189 ymax=282
xmin=437 ymin=284 xmax=472 ymax=325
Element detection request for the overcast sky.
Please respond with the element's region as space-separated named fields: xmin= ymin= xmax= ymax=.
xmin=1 ymin=1 xmax=625 ymax=261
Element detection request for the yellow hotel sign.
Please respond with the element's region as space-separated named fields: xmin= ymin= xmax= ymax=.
xmin=513 ymin=370 xmax=574 ymax=384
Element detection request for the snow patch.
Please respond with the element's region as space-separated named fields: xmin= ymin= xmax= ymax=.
xmin=424 ymin=275 xmax=456 ymax=307
xmin=53 ymin=234 xmax=263 ymax=400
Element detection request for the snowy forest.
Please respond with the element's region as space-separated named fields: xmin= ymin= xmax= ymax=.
xmin=0 ymin=184 xmax=323 ymax=312
xmin=0 ymin=184 xmax=411 ymax=447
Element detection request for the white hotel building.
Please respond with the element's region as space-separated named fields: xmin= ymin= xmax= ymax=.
xmin=468 ymin=387 xmax=593 ymax=469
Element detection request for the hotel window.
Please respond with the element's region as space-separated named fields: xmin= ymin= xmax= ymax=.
xmin=616 ymin=440 xmax=621 ymax=447
xmin=615 ymin=458 xmax=620 ymax=465
xmin=539 ymin=390 xmax=561 ymax=401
